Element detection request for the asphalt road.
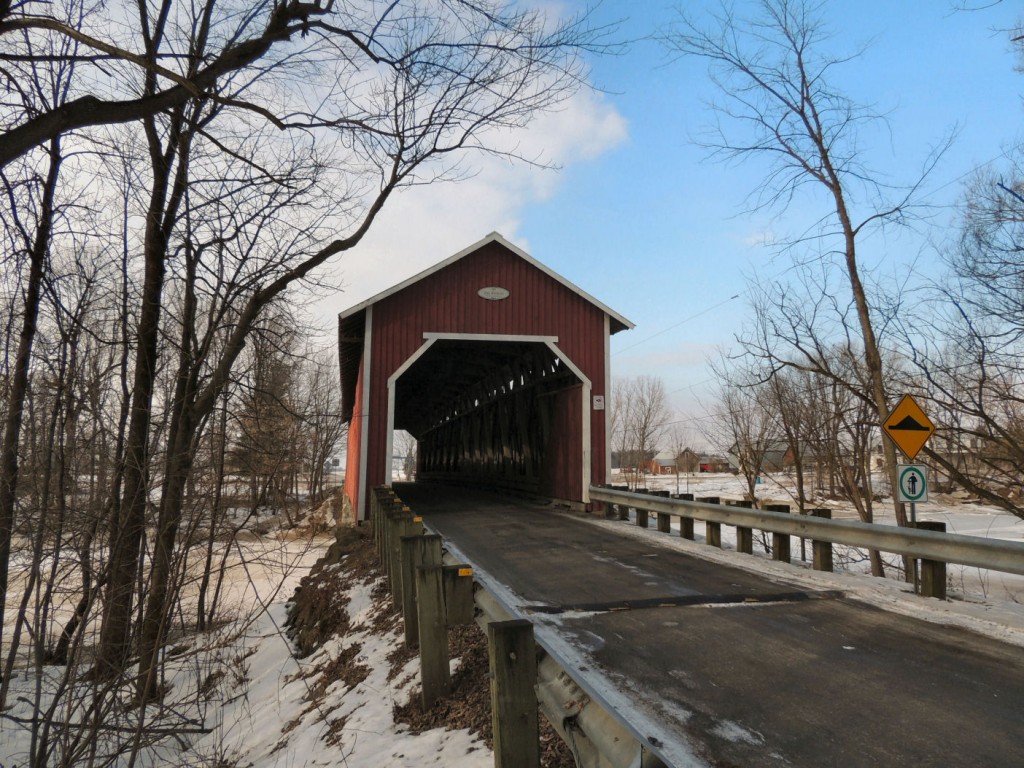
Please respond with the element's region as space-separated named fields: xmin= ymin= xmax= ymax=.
xmin=395 ymin=482 xmax=1024 ymax=768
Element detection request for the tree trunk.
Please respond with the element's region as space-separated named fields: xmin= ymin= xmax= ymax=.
xmin=137 ymin=237 xmax=200 ymax=697
xmin=94 ymin=114 xmax=181 ymax=678
xmin=0 ymin=137 xmax=61 ymax=663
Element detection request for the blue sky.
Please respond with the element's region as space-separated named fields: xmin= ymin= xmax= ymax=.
xmin=325 ymin=1 xmax=1023 ymax=440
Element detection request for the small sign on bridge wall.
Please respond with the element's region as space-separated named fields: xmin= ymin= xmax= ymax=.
xmin=477 ymin=286 xmax=510 ymax=301
xmin=592 ymin=395 xmax=605 ymax=410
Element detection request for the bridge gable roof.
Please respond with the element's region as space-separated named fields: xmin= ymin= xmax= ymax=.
xmin=337 ymin=232 xmax=633 ymax=332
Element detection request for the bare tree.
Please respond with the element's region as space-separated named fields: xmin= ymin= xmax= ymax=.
xmin=297 ymin=348 xmax=347 ymax=503
xmin=612 ymin=376 xmax=670 ymax=490
xmin=760 ymin=368 xmax=812 ymax=515
xmin=0 ymin=1 xmax=609 ymax=757
xmin=394 ymin=430 xmax=418 ymax=482
xmin=666 ymin=0 xmax=950 ymax=544
xmin=907 ymin=162 xmax=1024 ymax=518
xmin=707 ymin=362 xmax=781 ymax=507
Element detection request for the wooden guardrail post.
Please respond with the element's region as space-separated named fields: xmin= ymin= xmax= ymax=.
xmin=651 ymin=490 xmax=671 ymax=532
xmin=374 ymin=494 xmax=388 ymax=557
xmin=732 ymin=500 xmax=754 ymax=554
xmin=374 ymin=488 xmax=398 ymax=546
xmin=604 ymin=484 xmax=619 ymax=519
xmin=378 ymin=498 xmax=403 ymax=562
xmin=698 ymin=497 xmax=721 ymax=547
xmin=416 ymin=563 xmax=450 ymax=708
xmin=656 ymin=511 xmax=671 ymax=533
xmin=766 ymin=504 xmax=791 ymax=562
xmin=400 ymin=531 xmax=437 ymax=647
xmin=635 ymin=489 xmax=649 ymax=528
xmin=676 ymin=493 xmax=695 ymax=539
xmin=811 ymin=509 xmax=833 ymax=572
xmin=916 ymin=521 xmax=947 ymax=600
xmin=613 ymin=486 xmax=630 ymax=520
xmin=442 ymin=565 xmax=475 ymax=626
xmin=488 ymin=619 xmax=539 ymax=768
xmin=387 ymin=508 xmax=416 ymax=599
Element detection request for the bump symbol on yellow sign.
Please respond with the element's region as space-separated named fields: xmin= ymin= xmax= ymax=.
xmin=883 ymin=394 xmax=935 ymax=461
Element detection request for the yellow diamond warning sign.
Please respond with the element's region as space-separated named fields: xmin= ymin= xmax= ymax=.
xmin=883 ymin=394 xmax=935 ymax=460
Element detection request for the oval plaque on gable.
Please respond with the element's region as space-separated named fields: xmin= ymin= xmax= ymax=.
xmin=478 ymin=286 xmax=510 ymax=301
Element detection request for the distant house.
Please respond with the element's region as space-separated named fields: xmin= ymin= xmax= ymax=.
xmin=612 ymin=449 xmax=656 ymax=474
xmin=727 ymin=440 xmax=793 ymax=474
xmin=651 ymin=450 xmax=677 ymax=475
xmin=697 ymin=454 xmax=731 ymax=473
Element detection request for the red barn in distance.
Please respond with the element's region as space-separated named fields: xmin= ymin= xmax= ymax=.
xmin=337 ymin=233 xmax=633 ymax=522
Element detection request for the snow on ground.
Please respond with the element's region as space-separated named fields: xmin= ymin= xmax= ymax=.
xmin=0 ymin=525 xmax=492 ymax=768
xmin=188 ymin=573 xmax=489 ymax=768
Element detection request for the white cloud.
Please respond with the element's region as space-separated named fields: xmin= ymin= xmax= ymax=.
xmin=308 ymin=88 xmax=627 ymax=326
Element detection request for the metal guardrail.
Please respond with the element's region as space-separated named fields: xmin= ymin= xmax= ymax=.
xmin=370 ymin=485 xmax=673 ymax=768
xmin=589 ymin=486 xmax=1024 ymax=577
xmin=467 ymin=572 xmax=671 ymax=768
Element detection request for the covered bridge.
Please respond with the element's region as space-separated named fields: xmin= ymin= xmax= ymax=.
xmin=337 ymin=233 xmax=632 ymax=522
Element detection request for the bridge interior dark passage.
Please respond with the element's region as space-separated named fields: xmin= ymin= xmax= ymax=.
xmin=397 ymin=340 xmax=582 ymax=495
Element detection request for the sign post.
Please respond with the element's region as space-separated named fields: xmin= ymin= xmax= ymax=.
xmin=883 ymin=395 xmax=936 ymax=594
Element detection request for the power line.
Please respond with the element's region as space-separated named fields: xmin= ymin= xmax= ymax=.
xmin=613 ymin=294 xmax=741 ymax=356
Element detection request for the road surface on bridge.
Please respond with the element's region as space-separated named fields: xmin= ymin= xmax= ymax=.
xmin=395 ymin=483 xmax=1024 ymax=768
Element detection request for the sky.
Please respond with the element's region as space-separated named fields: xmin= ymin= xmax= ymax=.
xmin=313 ymin=0 xmax=1024 ymax=444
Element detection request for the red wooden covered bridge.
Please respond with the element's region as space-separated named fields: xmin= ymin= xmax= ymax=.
xmin=337 ymin=233 xmax=632 ymax=522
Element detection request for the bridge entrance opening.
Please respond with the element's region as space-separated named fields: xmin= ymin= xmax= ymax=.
xmin=388 ymin=336 xmax=589 ymax=501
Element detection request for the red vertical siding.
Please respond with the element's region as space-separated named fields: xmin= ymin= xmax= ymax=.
xmin=360 ymin=240 xmax=614 ymax=509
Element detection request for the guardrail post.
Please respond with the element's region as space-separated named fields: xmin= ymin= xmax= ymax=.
xmin=443 ymin=564 xmax=475 ymax=626
xmin=400 ymin=531 xmax=438 ymax=647
xmin=730 ymin=500 xmax=754 ymax=554
xmin=372 ymin=486 xmax=392 ymax=537
xmin=488 ymin=619 xmax=540 ymax=768
xmin=676 ymin=493 xmax=695 ymax=539
xmin=652 ymin=491 xmax=671 ymax=532
xmin=416 ymin=563 xmax=450 ymax=709
xmin=635 ymin=490 xmax=649 ymax=528
xmin=811 ymin=509 xmax=833 ymax=572
xmin=767 ymin=504 xmax=791 ymax=562
xmin=379 ymin=499 xmax=406 ymax=564
xmin=612 ymin=486 xmax=630 ymax=520
xmin=698 ymin=497 xmax=721 ymax=547
xmin=605 ymin=488 xmax=619 ymax=520
xmin=388 ymin=509 xmax=416 ymax=600
xmin=916 ymin=521 xmax=947 ymax=600
xmin=375 ymin=495 xmax=391 ymax=558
